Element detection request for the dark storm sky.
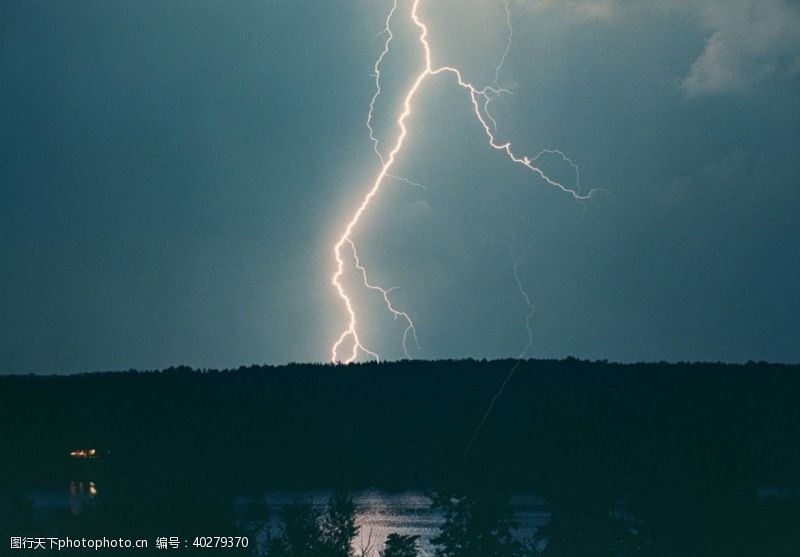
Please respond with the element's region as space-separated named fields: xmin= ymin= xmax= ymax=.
xmin=2 ymin=0 xmax=799 ymax=374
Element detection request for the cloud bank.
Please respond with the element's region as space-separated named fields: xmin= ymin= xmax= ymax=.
xmin=681 ymin=0 xmax=800 ymax=96
xmin=519 ymin=0 xmax=800 ymax=96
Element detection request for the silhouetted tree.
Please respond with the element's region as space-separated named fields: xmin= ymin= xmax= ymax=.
xmin=2 ymin=360 xmax=799 ymax=555
xmin=431 ymin=490 xmax=524 ymax=557
xmin=320 ymin=493 xmax=359 ymax=557
xmin=274 ymin=500 xmax=323 ymax=557
xmin=380 ymin=533 xmax=419 ymax=557
xmin=269 ymin=495 xmax=359 ymax=557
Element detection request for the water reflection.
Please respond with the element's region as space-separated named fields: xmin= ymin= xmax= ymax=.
xmin=249 ymin=491 xmax=548 ymax=557
xmin=68 ymin=480 xmax=98 ymax=516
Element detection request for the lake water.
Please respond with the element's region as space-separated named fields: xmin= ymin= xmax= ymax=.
xmin=28 ymin=484 xmax=549 ymax=555
xmin=255 ymin=490 xmax=550 ymax=556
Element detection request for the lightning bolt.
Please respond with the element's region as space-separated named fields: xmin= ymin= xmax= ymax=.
xmin=331 ymin=0 xmax=418 ymax=363
xmin=331 ymin=0 xmax=599 ymax=363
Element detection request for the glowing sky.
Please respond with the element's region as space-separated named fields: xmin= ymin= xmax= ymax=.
xmin=2 ymin=0 xmax=799 ymax=373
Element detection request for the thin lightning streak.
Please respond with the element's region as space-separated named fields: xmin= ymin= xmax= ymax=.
xmin=513 ymin=256 xmax=535 ymax=354
xmin=482 ymin=87 xmax=513 ymax=135
xmin=464 ymin=255 xmax=535 ymax=460
xmin=485 ymin=0 xmax=514 ymax=133
xmin=348 ymin=239 xmax=420 ymax=358
xmin=370 ymin=7 xmax=429 ymax=191
xmin=429 ymin=61 xmax=599 ymax=199
xmin=413 ymin=0 xmax=598 ymax=200
xmin=388 ymin=173 xmax=427 ymax=190
xmin=494 ymin=0 xmax=513 ymax=88
xmin=331 ymin=0 xmax=598 ymax=363
xmin=367 ymin=0 xmax=399 ymax=162
xmin=533 ymin=148 xmax=581 ymax=192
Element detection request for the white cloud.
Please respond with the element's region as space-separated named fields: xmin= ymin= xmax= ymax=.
xmin=515 ymin=0 xmax=800 ymax=96
xmin=680 ymin=0 xmax=800 ymax=97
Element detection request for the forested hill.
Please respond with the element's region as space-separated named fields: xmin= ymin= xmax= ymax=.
xmin=2 ymin=359 xmax=799 ymax=493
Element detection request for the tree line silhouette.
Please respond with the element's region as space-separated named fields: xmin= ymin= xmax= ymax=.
xmin=4 ymin=485 xmax=798 ymax=556
xmin=1 ymin=358 xmax=798 ymax=554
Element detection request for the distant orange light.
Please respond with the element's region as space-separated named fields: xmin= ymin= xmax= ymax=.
xmin=69 ymin=448 xmax=98 ymax=459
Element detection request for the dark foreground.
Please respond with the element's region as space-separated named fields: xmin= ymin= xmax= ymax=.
xmin=1 ymin=359 xmax=799 ymax=555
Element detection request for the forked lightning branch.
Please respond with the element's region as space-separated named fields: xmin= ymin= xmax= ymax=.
xmin=330 ymin=0 xmax=598 ymax=364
